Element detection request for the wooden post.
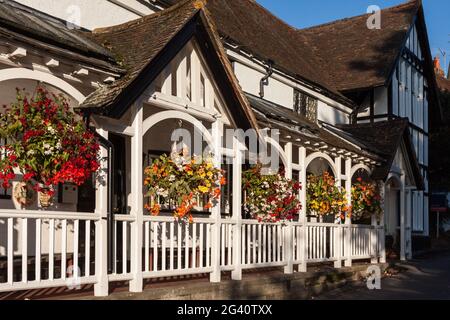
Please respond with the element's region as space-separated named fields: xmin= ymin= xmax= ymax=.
xmin=94 ymin=128 xmax=109 ymax=297
xmin=400 ymin=173 xmax=406 ymax=261
xmin=371 ymin=214 xmax=378 ymax=264
xmin=210 ymin=120 xmax=223 ymax=283
xmin=130 ymin=103 xmax=144 ymax=292
xmin=406 ymin=188 xmax=413 ymax=259
xmin=344 ymin=159 xmax=352 ymax=267
xmin=298 ymin=147 xmax=307 ymax=272
xmin=283 ymin=143 xmax=294 ymax=274
xmin=379 ymin=183 xmax=387 ymax=263
xmin=231 ymin=136 xmax=243 ymax=280
xmin=334 ymin=157 xmax=343 ymax=269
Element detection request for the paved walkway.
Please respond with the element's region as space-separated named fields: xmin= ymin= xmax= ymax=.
xmin=317 ymin=251 xmax=450 ymax=300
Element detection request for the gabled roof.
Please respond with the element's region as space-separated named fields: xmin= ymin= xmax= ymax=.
xmin=78 ymin=0 xmax=258 ymax=130
xmin=299 ymin=1 xmax=420 ymax=92
xmin=0 ymin=0 xmax=119 ymax=70
xmin=337 ymin=119 xmax=424 ymax=189
xmin=159 ymin=0 xmax=354 ymax=107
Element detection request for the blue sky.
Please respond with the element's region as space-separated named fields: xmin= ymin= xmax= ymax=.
xmin=256 ymin=0 xmax=450 ymax=76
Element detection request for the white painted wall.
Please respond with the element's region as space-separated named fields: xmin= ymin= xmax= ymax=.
xmin=14 ymin=0 xmax=156 ymax=30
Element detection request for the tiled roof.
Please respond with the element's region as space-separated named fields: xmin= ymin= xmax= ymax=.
xmin=79 ymin=0 xmax=259 ymax=130
xmin=246 ymin=93 xmax=383 ymax=161
xmin=79 ymin=0 xmax=199 ymax=112
xmin=299 ymin=1 xmax=420 ymax=92
xmin=162 ymin=0 xmax=421 ymax=95
xmin=0 ymin=0 xmax=117 ymax=66
xmin=161 ymin=0 xmax=353 ymax=106
xmin=337 ymin=118 xmax=424 ymax=189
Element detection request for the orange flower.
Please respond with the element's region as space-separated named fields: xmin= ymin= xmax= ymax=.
xmin=204 ymin=202 xmax=212 ymax=210
xmin=220 ymin=176 xmax=227 ymax=185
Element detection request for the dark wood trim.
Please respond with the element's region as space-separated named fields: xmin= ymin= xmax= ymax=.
xmin=388 ymin=79 xmax=393 ymax=117
xmin=408 ymin=123 xmax=429 ymax=136
xmin=369 ymin=89 xmax=375 ymax=123
xmin=356 ymin=114 xmax=390 ymax=121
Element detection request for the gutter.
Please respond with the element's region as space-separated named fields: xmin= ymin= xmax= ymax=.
xmin=259 ymin=60 xmax=273 ymax=98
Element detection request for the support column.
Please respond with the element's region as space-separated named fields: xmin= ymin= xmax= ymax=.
xmin=283 ymin=143 xmax=294 ymax=274
xmin=344 ymin=159 xmax=352 ymax=267
xmin=379 ymin=183 xmax=387 ymax=263
xmin=298 ymin=147 xmax=307 ymax=272
xmin=371 ymin=214 xmax=378 ymax=264
xmin=333 ymin=157 xmax=343 ymax=269
xmin=130 ymin=103 xmax=143 ymax=292
xmin=210 ymin=120 xmax=223 ymax=283
xmin=406 ymin=188 xmax=413 ymax=259
xmin=94 ymin=128 xmax=109 ymax=297
xmin=400 ymin=173 xmax=406 ymax=261
xmin=231 ymin=136 xmax=243 ymax=280
xmin=284 ymin=142 xmax=293 ymax=179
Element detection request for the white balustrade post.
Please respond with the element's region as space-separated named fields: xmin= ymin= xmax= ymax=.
xmin=400 ymin=173 xmax=406 ymax=261
xmin=231 ymin=136 xmax=243 ymax=280
xmin=94 ymin=128 xmax=109 ymax=297
xmin=371 ymin=214 xmax=378 ymax=264
xmin=298 ymin=147 xmax=307 ymax=272
xmin=344 ymin=159 xmax=352 ymax=267
xmin=130 ymin=103 xmax=144 ymax=292
xmin=379 ymin=183 xmax=387 ymax=263
xmin=333 ymin=157 xmax=343 ymax=268
xmin=210 ymin=120 xmax=223 ymax=283
xmin=283 ymin=143 xmax=294 ymax=274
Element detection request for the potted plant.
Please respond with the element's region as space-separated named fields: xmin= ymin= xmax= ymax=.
xmin=144 ymin=150 xmax=226 ymax=223
xmin=0 ymin=87 xmax=100 ymax=208
xmin=306 ymin=172 xmax=349 ymax=222
xmin=242 ymin=165 xmax=301 ymax=223
xmin=351 ymin=177 xmax=382 ymax=223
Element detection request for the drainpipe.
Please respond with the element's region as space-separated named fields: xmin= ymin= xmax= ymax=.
xmin=259 ymin=60 xmax=274 ymax=99
xmin=83 ymin=113 xmax=115 ymax=274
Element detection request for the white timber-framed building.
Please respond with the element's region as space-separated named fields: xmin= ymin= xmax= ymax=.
xmin=0 ymin=0 xmax=441 ymax=296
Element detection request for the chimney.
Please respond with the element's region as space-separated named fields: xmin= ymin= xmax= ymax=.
xmin=434 ymin=56 xmax=445 ymax=77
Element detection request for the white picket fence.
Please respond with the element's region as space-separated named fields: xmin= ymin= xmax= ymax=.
xmin=0 ymin=210 xmax=382 ymax=295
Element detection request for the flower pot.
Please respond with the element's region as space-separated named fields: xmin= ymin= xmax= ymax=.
xmin=38 ymin=187 xmax=54 ymax=208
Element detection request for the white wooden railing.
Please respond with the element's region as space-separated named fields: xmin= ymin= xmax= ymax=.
xmin=0 ymin=209 xmax=99 ymax=292
xmin=0 ymin=209 xmax=382 ymax=295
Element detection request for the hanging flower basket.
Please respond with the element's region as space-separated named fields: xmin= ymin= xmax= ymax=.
xmin=351 ymin=178 xmax=382 ymax=222
xmin=306 ymin=172 xmax=349 ymax=221
xmin=242 ymin=165 xmax=301 ymax=223
xmin=0 ymin=87 xmax=100 ymax=207
xmin=144 ymin=151 xmax=226 ymax=223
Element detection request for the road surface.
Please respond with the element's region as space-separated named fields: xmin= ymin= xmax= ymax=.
xmin=317 ymin=251 xmax=450 ymax=300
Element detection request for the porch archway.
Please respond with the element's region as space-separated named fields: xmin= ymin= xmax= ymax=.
xmin=0 ymin=68 xmax=85 ymax=103
xmin=305 ymin=152 xmax=337 ymax=177
xmin=142 ymin=110 xmax=214 ymax=150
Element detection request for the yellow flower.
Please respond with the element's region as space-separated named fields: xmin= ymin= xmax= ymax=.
xmin=198 ymin=186 xmax=209 ymax=193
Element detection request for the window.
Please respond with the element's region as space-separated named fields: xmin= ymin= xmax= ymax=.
xmin=200 ymin=74 xmax=205 ymax=107
xmin=293 ymin=89 xmax=318 ymax=123
xmin=186 ymin=54 xmax=192 ymax=100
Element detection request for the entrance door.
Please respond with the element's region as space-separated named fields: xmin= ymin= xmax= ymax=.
xmin=109 ymin=133 xmax=128 ymax=215
xmin=385 ymin=187 xmax=401 ymax=257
